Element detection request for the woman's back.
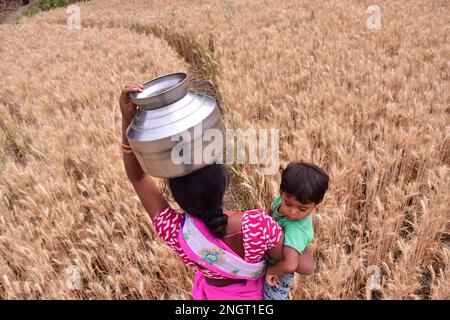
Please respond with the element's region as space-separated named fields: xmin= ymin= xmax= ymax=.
xmin=220 ymin=210 xmax=245 ymax=259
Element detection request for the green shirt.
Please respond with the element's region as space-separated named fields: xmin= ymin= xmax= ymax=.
xmin=268 ymin=195 xmax=314 ymax=263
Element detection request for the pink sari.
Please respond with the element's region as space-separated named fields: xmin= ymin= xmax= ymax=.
xmin=191 ymin=270 xmax=264 ymax=300
xmin=178 ymin=214 xmax=266 ymax=300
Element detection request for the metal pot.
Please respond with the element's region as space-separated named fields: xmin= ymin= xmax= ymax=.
xmin=126 ymin=72 xmax=224 ymax=178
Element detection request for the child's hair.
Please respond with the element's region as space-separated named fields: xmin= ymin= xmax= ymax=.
xmin=280 ymin=162 xmax=329 ymax=204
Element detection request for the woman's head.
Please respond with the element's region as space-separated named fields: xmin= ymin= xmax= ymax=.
xmin=168 ymin=163 xmax=229 ymax=238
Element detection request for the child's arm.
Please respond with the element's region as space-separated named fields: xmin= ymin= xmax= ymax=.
xmin=266 ymin=246 xmax=300 ymax=276
xmin=296 ymin=246 xmax=314 ymax=275
xmin=267 ymin=233 xmax=284 ymax=261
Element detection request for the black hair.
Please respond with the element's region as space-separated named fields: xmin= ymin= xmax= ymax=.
xmin=280 ymin=162 xmax=329 ymax=204
xmin=168 ymin=163 xmax=229 ymax=238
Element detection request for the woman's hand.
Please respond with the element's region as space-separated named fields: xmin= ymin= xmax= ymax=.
xmin=119 ymin=82 xmax=143 ymax=126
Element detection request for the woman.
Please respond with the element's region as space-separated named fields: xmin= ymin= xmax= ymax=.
xmin=119 ymin=82 xmax=313 ymax=299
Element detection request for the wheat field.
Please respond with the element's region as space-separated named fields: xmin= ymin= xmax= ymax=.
xmin=0 ymin=0 xmax=448 ymax=299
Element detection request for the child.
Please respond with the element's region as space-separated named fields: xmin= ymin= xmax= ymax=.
xmin=264 ymin=162 xmax=329 ymax=300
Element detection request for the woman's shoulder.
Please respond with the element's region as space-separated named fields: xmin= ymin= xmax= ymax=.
xmin=154 ymin=206 xmax=183 ymax=217
xmin=241 ymin=209 xmax=283 ymax=255
xmin=242 ymin=208 xmax=272 ymax=220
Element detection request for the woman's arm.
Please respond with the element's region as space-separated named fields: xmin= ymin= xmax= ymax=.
xmin=120 ymin=83 xmax=169 ymax=220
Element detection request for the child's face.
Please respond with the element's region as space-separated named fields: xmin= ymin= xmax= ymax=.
xmin=279 ymin=192 xmax=316 ymax=221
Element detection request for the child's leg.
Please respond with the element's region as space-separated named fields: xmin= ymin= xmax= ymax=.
xmin=295 ymin=247 xmax=314 ymax=275
xmin=264 ymin=273 xmax=295 ymax=300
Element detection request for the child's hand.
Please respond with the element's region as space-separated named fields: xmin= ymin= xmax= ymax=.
xmin=265 ymin=274 xmax=280 ymax=288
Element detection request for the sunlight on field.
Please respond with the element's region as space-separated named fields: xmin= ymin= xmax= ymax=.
xmin=0 ymin=0 xmax=448 ymax=299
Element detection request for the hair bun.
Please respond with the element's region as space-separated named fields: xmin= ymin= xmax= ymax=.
xmin=201 ymin=207 xmax=228 ymax=238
